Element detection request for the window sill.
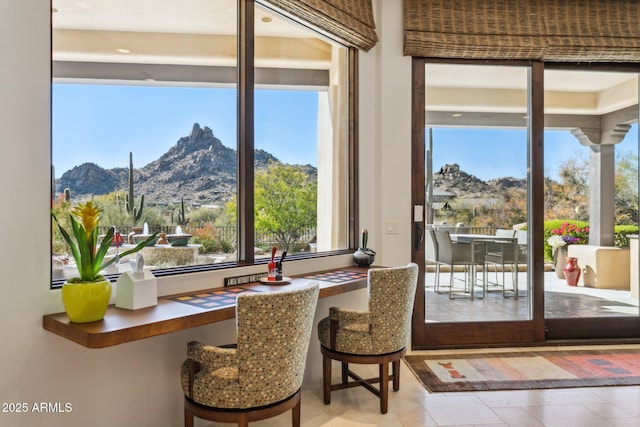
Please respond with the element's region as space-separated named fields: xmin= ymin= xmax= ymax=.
xmin=43 ymin=266 xmax=369 ymax=348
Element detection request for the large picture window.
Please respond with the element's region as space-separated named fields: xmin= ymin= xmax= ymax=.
xmin=51 ymin=0 xmax=354 ymax=285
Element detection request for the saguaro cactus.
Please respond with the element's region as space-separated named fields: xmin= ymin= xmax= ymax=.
xmin=177 ymin=197 xmax=189 ymax=226
xmin=125 ymin=152 xmax=144 ymax=224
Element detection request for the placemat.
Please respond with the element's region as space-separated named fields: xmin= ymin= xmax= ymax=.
xmin=170 ymin=288 xmax=262 ymax=309
xmin=304 ymin=270 xmax=368 ymax=283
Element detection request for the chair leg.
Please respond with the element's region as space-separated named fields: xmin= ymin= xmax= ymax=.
xmin=292 ymin=398 xmax=301 ymax=427
xmin=434 ymin=262 xmax=441 ymax=293
xmin=184 ymin=406 xmax=194 ymax=427
xmin=392 ymin=360 xmax=401 ymax=391
xmin=464 ymin=265 xmax=470 ymax=292
xmin=512 ymin=263 xmax=519 ymax=299
xmin=322 ymin=353 xmax=331 ymax=404
xmin=379 ymin=363 xmax=389 ymax=414
xmin=238 ymin=413 xmax=249 ymax=427
xmin=341 ymin=361 xmax=349 ymax=383
xmin=448 ymin=265 xmax=455 ymax=298
xmin=502 ymin=263 xmax=507 ymax=293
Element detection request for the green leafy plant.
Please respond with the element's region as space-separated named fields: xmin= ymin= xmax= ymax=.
xmin=614 ymin=224 xmax=639 ymax=247
xmin=52 ymin=200 xmax=156 ymax=282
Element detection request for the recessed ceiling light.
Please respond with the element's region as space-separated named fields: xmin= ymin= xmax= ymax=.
xmin=452 ymin=113 xmax=462 ymax=117
xmin=116 ymin=48 xmax=131 ymax=54
xmin=261 ymin=16 xmax=273 ymax=23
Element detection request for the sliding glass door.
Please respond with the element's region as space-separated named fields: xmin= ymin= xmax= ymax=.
xmin=412 ymin=59 xmax=541 ymax=347
xmin=543 ymin=67 xmax=640 ymax=340
xmin=411 ymin=59 xmax=640 ymax=348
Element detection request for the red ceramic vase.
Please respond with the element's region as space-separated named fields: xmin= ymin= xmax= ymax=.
xmin=562 ymin=257 xmax=581 ymax=286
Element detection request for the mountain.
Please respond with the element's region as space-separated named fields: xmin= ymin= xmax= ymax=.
xmin=56 ymin=123 xmax=311 ymax=204
xmin=56 ymin=129 xmax=522 ymax=204
xmin=57 ymin=163 xmax=128 ymax=197
xmin=433 ymin=163 xmax=526 ymax=198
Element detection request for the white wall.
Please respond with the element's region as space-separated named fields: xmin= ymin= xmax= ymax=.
xmin=0 ymin=1 xmax=411 ymax=426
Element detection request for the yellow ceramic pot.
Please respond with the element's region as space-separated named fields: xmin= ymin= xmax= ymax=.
xmin=61 ymin=279 xmax=112 ymax=323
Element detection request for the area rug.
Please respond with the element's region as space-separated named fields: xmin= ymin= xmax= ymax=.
xmin=404 ymin=347 xmax=640 ymax=392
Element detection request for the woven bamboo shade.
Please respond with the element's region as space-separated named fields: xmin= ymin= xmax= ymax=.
xmin=404 ymin=0 xmax=640 ymax=62
xmin=264 ymin=0 xmax=378 ymax=51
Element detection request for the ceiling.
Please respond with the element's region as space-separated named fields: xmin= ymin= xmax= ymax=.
xmin=53 ymin=0 xmax=639 ymax=118
xmin=52 ymin=0 xmax=306 ymax=37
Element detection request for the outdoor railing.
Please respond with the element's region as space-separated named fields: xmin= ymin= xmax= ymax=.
xmin=98 ymin=225 xmax=316 ymax=250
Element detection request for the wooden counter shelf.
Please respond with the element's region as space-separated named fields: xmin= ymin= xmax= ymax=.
xmin=43 ymin=266 xmax=369 ymax=348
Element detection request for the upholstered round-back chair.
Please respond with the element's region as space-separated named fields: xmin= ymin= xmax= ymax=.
xmin=317 ymin=262 xmax=419 ymax=414
xmin=181 ymin=282 xmax=319 ymax=427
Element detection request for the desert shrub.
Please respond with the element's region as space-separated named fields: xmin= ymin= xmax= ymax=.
xmin=191 ymin=224 xmax=235 ymax=254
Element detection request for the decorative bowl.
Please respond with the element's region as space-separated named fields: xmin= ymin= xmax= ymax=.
xmin=166 ymin=234 xmax=192 ymax=246
xmin=133 ymin=234 xmax=156 ymax=246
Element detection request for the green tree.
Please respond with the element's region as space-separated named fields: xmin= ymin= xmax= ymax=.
xmin=226 ymin=162 xmax=317 ymax=251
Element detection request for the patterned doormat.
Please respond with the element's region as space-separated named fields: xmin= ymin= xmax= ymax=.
xmin=404 ymin=347 xmax=640 ymax=392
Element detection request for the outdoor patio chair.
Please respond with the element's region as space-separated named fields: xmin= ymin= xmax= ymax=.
xmin=434 ymin=230 xmax=486 ymax=299
xmin=484 ymin=238 xmax=527 ymax=298
xmin=426 ymin=229 xmax=442 ymax=291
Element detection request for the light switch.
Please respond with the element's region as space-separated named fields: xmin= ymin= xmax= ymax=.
xmin=386 ymin=220 xmax=399 ymax=234
xmin=414 ymin=205 xmax=424 ymax=222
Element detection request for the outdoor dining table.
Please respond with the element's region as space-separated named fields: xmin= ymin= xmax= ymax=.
xmin=449 ymin=233 xmax=519 ymax=299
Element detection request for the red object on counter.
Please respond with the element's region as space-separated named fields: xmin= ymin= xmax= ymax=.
xmin=267 ymin=246 xmax=277 ymax=281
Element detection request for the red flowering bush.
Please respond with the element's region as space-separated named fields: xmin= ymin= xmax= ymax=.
xmin=550 ymin=222 xmax=589 ymax=245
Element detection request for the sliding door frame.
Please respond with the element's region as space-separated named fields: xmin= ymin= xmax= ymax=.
xmin=412 ymin=58 xmax=640 ymax=348
xmin=411 ymin=57 xmax=546 ymax=349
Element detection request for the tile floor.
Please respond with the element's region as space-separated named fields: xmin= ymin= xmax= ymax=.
xmin=425 ymin=271 xmax=639 ymax=322
xmin=197 ymin=346 xmax=640 ymax=427
xmin=195 ymin=271 xmax=640 ymax=427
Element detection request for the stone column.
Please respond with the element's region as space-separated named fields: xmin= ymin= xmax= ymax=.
xmin=588 ymin=144 xmax=615 ymax=246
xmin=572 ymin=122 xmax=631 ymax=246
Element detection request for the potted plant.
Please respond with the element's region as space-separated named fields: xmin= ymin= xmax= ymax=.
xmin=353 ymin=228 xmax=376 ymax=267
xmin=52 ymin=200 xmax=156 ymax=323
xmin=547 ymin=222 xmax=589 ymax=279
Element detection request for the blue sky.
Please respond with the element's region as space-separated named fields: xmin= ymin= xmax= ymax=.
xmin=432 ymin=125 xmax=639 ymax=181
xmin=52 ymin=85 xmax=319 ymax=177
xmin=53 ymin=85 xmax=638 ymax=181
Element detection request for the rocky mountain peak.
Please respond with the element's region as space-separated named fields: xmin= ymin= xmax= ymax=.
xmin=56 ymin=123 xmax=289 ymax=204
xmin=434 ymin=163 xmax=490 ymax=195
xmin=168 ymin=123 xmax=225 ymax=158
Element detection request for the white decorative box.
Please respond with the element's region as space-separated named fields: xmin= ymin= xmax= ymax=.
xmin=115 ymin=270 xmax=158 ymax=310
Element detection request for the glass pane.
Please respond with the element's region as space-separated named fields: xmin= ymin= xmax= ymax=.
xmin=543 ymin=69 xmax=639 ymax=319
xmin=252 ymin=5 xmax=349 ymax=262
xmin=51 ymin=0 xmax=238 ymax=282
xmin=424 ymin=63 xmax=531 ymax=322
